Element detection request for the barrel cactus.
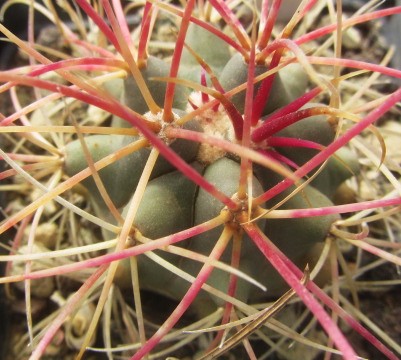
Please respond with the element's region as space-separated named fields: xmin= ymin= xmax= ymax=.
xmin=1 ymin=1 xmax=401 ymax=359
xmin=62 ymin=19 xmax=345 ymax=310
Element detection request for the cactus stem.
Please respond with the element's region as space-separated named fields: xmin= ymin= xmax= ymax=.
xmin=3 ymin=2 xmax=401 ymax=357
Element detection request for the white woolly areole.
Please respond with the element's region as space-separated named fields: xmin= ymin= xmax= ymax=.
xmin=143 ymin=110 xmax=180 ymax=144
xmin=187 ymin=92 xmax=236 ymax=164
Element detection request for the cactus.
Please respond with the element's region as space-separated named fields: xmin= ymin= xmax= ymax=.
xmin=1 ymin=1 xmax=401 ymax=359
xmin=61 ymin=20 xmax=345 ymax=311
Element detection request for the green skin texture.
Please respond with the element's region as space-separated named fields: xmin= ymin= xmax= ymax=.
xmin=63 ymin=28 xmax=358 ymax=313
xmin=219 ymin=53 xmax=308 ymax=116
xmin=189 ymin=157 xmax=267 ymax=305
xmin=114 ymin=157 xmax=339 ymax=313
xmin=125 ymin=56 xmax=189 ymax=114
xmin=264 ymin=185 xmax=338 ymax=261
xmin=270 ymin=103 xmax=360 ymax=198
xmin=275 ymin=116 xmax=335 ymax=166
xmin=114 ymin=165 xmax=201 ymax=299
xmin=63 ymin=117 xmax=202 ymax=210
xmin=178 ymin=22 xmax=232 ymax=83
xmin=113 ymin=56 xmax=189 ymax=128
xmin=311 ymin=146 xmax=360 ymax=199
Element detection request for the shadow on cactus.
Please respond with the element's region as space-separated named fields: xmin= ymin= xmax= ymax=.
xmin=1 ymin=0 xmax=401 ymax=359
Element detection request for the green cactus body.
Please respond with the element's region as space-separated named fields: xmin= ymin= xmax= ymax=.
xmin=114 ymin=165 xmax=201 ymax=298
xmin=113 ymin=56 xmax=188 ymax=128
xmin=64 ymin=134 xmax=147 ymax=209
xmin=115 ymin=158 xmax=264 ymax=305
xmin=248 ymin=184 xmax=340 ymax=297
xmin=264 ymin=185 xmax=339 ymax=260
xmin=310 ymin=146 xmax=360 ymax=199
xmin=63 ymin=117 xmax=202 ymax=210
xmin=265 ymin=103 xmax=360 ymax=199
xmin=272 ymin=103 xmax=335 ymax=166
xmin=134 ymin=164 xmax=201 ymax=240
xmin=63 ymin=27 xmax=355 ymax=315
xmin=124 ymin=56 xmax=188 ymax=114
xmin=246 ymin=165 xmax=341 ymax=297
xmin=219 ymin=53 xmax=308 ymax=115
xmin=63 ymin=87 xmax=347 ymax=312
xmin=190 ymin=157 xmax=266 ymax=304
xmin=113 ymin=156 xmax=340 ymax=309
xmin=178 ymin=22 xmax=231 ymax=83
